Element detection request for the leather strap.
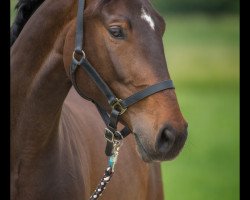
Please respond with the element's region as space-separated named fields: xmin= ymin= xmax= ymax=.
xmin=96 ymin=104 xmax=131 ymax=138
xmin=75 ymin=0 xmax=85 ymax=53
xmin=120 ymin=80 xmax=174 ymax=108
xmin=96 ymin=104 xmax=129 ymax=156
xmin=70 ymin=60 xmax=93 ymax=102
xmin=72 ymin=57 xmax=117 ymax=106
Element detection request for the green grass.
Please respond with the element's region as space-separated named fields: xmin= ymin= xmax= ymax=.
xmin=164 ymin=15 xmax=239 ymax=83
xmin=161 ymin=14 xmax=239 ymax=200
xmin=10 ymin=3 xmax=239 ymax=199
xmin=11 ymin=0 xmax=17 ymax=24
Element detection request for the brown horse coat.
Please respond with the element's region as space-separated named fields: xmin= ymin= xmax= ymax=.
xmin=11 ymin=0 xmax=187 ymax=199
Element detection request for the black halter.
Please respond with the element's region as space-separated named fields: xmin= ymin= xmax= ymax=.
xmin=70 ymin=0 xmax=174 ymax=157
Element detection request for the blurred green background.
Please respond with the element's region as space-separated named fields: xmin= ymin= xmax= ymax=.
xmin=11 ymin=0 xmax=239 ymax=200
xmin=152 ymin=1 xmax=239 ymax=200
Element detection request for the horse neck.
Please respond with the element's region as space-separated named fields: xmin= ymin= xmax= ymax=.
xmin=11 ymin=0 xmax=76 ymax=160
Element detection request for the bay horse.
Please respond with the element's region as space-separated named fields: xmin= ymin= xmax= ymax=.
xmin=11 ymin=0 xmax=188 ymax=199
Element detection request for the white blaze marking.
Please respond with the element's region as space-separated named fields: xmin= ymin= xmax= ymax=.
xmin=141 ymin=7 xmax=155 ymax=30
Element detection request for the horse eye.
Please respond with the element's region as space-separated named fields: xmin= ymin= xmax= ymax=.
xmin=108 ymin=26 xmax=125 ymax=39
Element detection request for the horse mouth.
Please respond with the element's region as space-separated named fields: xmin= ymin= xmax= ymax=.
xmin=133 ymin=132 xmax=187 ymax=162
xmin=134 ymin=133 xmax=154 ymax=162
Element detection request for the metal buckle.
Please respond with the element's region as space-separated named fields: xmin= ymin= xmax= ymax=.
xmin=105 ymin=128 xmax=114 ymax=143
xmin=105 ymin=128 xmax=124 ymax=143
xmin=110 ymin=98 xmax=127 ymax=115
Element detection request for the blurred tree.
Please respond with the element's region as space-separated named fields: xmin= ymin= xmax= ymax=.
xmin=152 ymin=0 xmax=239 ymax=14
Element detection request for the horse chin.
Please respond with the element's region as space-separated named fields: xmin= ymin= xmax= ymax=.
xmin=134 ymin=133 xmax=183 ymax=162
xmin=134 ymin=134 xmax=153 ymax=162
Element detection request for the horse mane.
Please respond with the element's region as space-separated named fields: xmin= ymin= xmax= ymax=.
xmin=10 ymin=0 xmax=45 ymax=46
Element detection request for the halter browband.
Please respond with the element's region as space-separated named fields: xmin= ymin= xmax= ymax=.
xmin=70 ymin=0 xmax=175 ymax=156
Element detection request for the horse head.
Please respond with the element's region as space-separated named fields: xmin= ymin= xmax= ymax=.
xmin=63 ymin=0 xmax=188 ymax=162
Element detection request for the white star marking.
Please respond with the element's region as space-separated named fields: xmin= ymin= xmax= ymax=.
xmin=141 ymin=7 xmax=155 ymax=30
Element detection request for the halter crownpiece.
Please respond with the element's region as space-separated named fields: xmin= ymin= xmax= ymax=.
xmin=70 ymin=0 xmax=175 ymax=199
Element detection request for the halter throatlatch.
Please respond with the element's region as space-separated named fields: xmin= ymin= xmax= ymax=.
xmin=70 ymin=0 xmax=175 ymax=199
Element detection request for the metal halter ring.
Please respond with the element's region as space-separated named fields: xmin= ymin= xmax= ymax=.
xmin=72 ymin=50 xmax=86 ymax=64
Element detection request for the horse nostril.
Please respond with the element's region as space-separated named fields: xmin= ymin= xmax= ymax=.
xmin=156 ymin=128 xmax=175 ymax=154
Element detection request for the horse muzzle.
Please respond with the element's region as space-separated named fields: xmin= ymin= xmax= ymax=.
xmin=134 ymin=123 xmax=188 ymax=162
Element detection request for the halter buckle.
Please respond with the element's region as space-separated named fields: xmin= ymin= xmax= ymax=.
xmin=105 ymin=128 xmax=114 ymax=143
xmin=110 ymin=98 xmax=127 ymax=115
xmin=105 ymin=128 xmax=123 ymax=143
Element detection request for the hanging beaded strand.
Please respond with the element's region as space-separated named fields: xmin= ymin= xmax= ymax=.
xmin=89 ymin=141 xmax=121 ymax=200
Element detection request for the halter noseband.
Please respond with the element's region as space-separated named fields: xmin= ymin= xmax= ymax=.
xmin=69 ymin=0 xmax=174 ymax=198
